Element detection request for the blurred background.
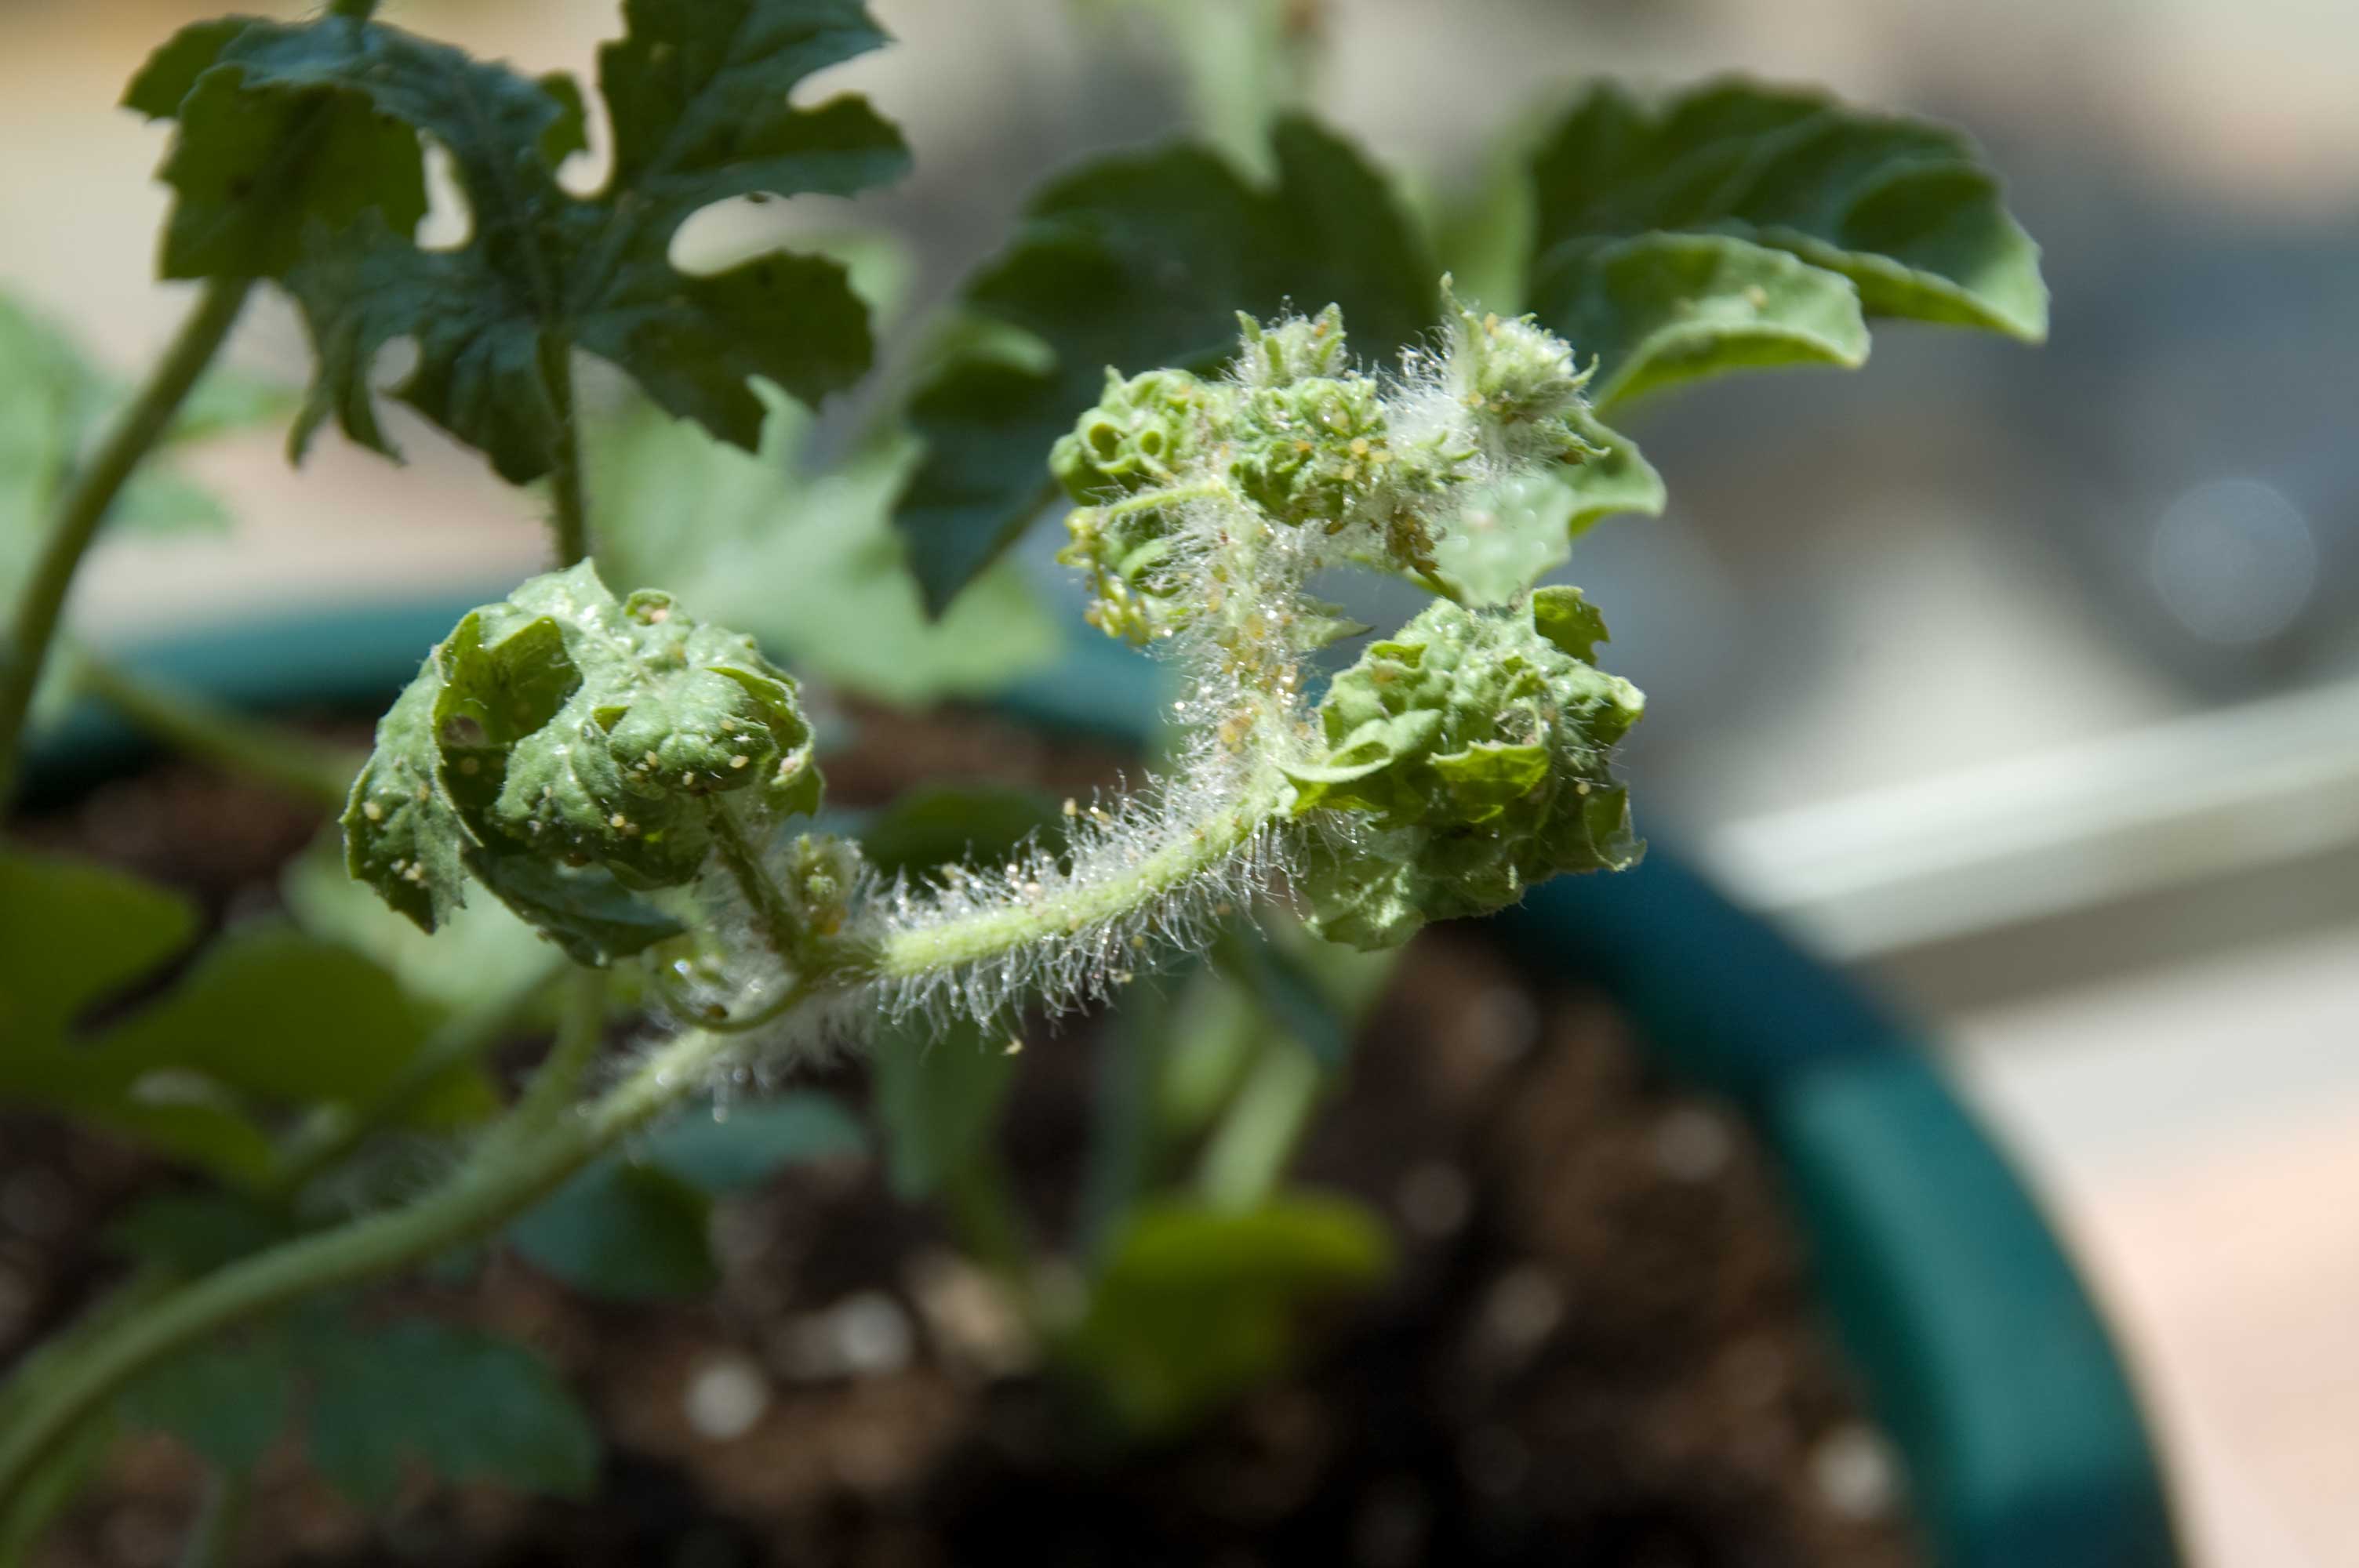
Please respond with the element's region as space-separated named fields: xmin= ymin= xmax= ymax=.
xmin=2 ymin=1 xmax=2353 ymax=1562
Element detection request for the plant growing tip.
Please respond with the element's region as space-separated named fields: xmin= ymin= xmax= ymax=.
xmin=344 ymin=299 xmax=1648 ymax=1040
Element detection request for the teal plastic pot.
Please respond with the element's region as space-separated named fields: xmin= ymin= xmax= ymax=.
xmin=20 ymin=599 xmax=2183 ymax=1568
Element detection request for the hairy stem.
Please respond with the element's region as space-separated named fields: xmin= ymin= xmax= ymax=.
xmin=0 ymin=278 xmax=253 ymax=802
xmin=0 ymin=1021 xmax=748 ymax=1509
xmin=873 ymin=768 xmax=1290 ymax=983
xmin=73 ymin=651 xmax=365 ymax=811
xmin=536 ymin=333 xmax=591 ymax=569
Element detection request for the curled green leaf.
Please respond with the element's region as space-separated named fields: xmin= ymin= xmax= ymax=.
xmin=343 ymin=563 xmax=824 ymax=962
xmin=1287 ymin=593 xmax=1645 ymax=949
xmin=1527 ymin=78 xmax=2047 ymax=410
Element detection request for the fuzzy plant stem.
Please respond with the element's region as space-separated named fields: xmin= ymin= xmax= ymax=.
xmin=0 ymin=1018 xmax=752 ymax=1511
xmin=0 ymin=277 xmax=254 ymax=803
xmin=871 ymin=767 xmax=1292 ymax=983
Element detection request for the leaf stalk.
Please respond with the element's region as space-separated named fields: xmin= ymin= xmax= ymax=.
xmin=537 ymin=333 xmax=591 ymax=568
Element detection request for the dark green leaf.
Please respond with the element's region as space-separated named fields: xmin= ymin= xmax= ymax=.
xmin=461 ymin=851 xmax=688 ymax=968
xmin=282 ymin=831 xmax=555 ymax=1018
xmin=118 ymin=1311 xmax=597 ymax=1507
xmin=1060 ymin=1193 xmax=1392 ymax=1438
xmin=0 ymin=848 xmax=502 ymax=1187
xmin=510 ymin=1157 xmax=718 ymax=1300
xmin=125 ymin=18 xmax=430 ymax=281
xmin=872 ymin=1016 xmax=1017 ymax=1201
xmin=894 ymin=114 xmax=1436 ymax=612
xmin=95 ymin=920 xmax=496 ymax=1125
xmin=0 ymin=847 xmax=194 ymax=1048
xmin=118 ymin=1331 xmax=294 ymax=1473
xmin=105 ymin=1192 xmax=296 ymax=1275
xmin=301 ymin=1319 xmax=598 ymax=1507
xmin=158 ymin=3 xmax=907 ymax=483
xmin=1527 ymin=78 xmax=2045 ymax=408
xmin=857 ymin=783 xmax=1063 ymax=880
xmin=0 ymin=851 xmax=276 ymax=1185
xmin=642 ymin=1092 xmax=866 ymax=1193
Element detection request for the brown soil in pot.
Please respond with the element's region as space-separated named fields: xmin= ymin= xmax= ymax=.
xmin=6 ymin=706 xmax=1926 ymax=1568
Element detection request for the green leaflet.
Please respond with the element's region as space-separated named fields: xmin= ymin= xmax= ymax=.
xmin=509 ymin=1159 xmax=720 ymax=1301
xmin=135 ymin=2 xmax=908 ymax=485
xmin=1287 ymin=590 xmax=1645 ymax=949
xmin=895 ymin=115 xmax=1438 ymax=613
xmin=105 ymin=1192 xmax=296 ymax=1276
xmin=0 ymin=850 xmax=496 ymax=1190
xmin=281 ymin=831 xmax=556 ymax=1019
xmin=122 ymin=1310 xmax=597 ymax=1508
xmin=638 ymin=1093 xmax=867 ymax=1193
xmin=307 ymin=1320 xmax=598 ymax=1507
xmin=1060 ymin=1193 xmax=1393 ymax=1439
xmin=118 ymin=1330 xmax=295 ymax=1474
xmin=511 ymin=1091 xmax=864 ymax=1300
xmin=343 ymin=562 xmax=824 ymax=962
xmin=95 ymin=920 xmax=497 ymax=1127
xmin=1528 ymin=78 xmax=2047 ymax=409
